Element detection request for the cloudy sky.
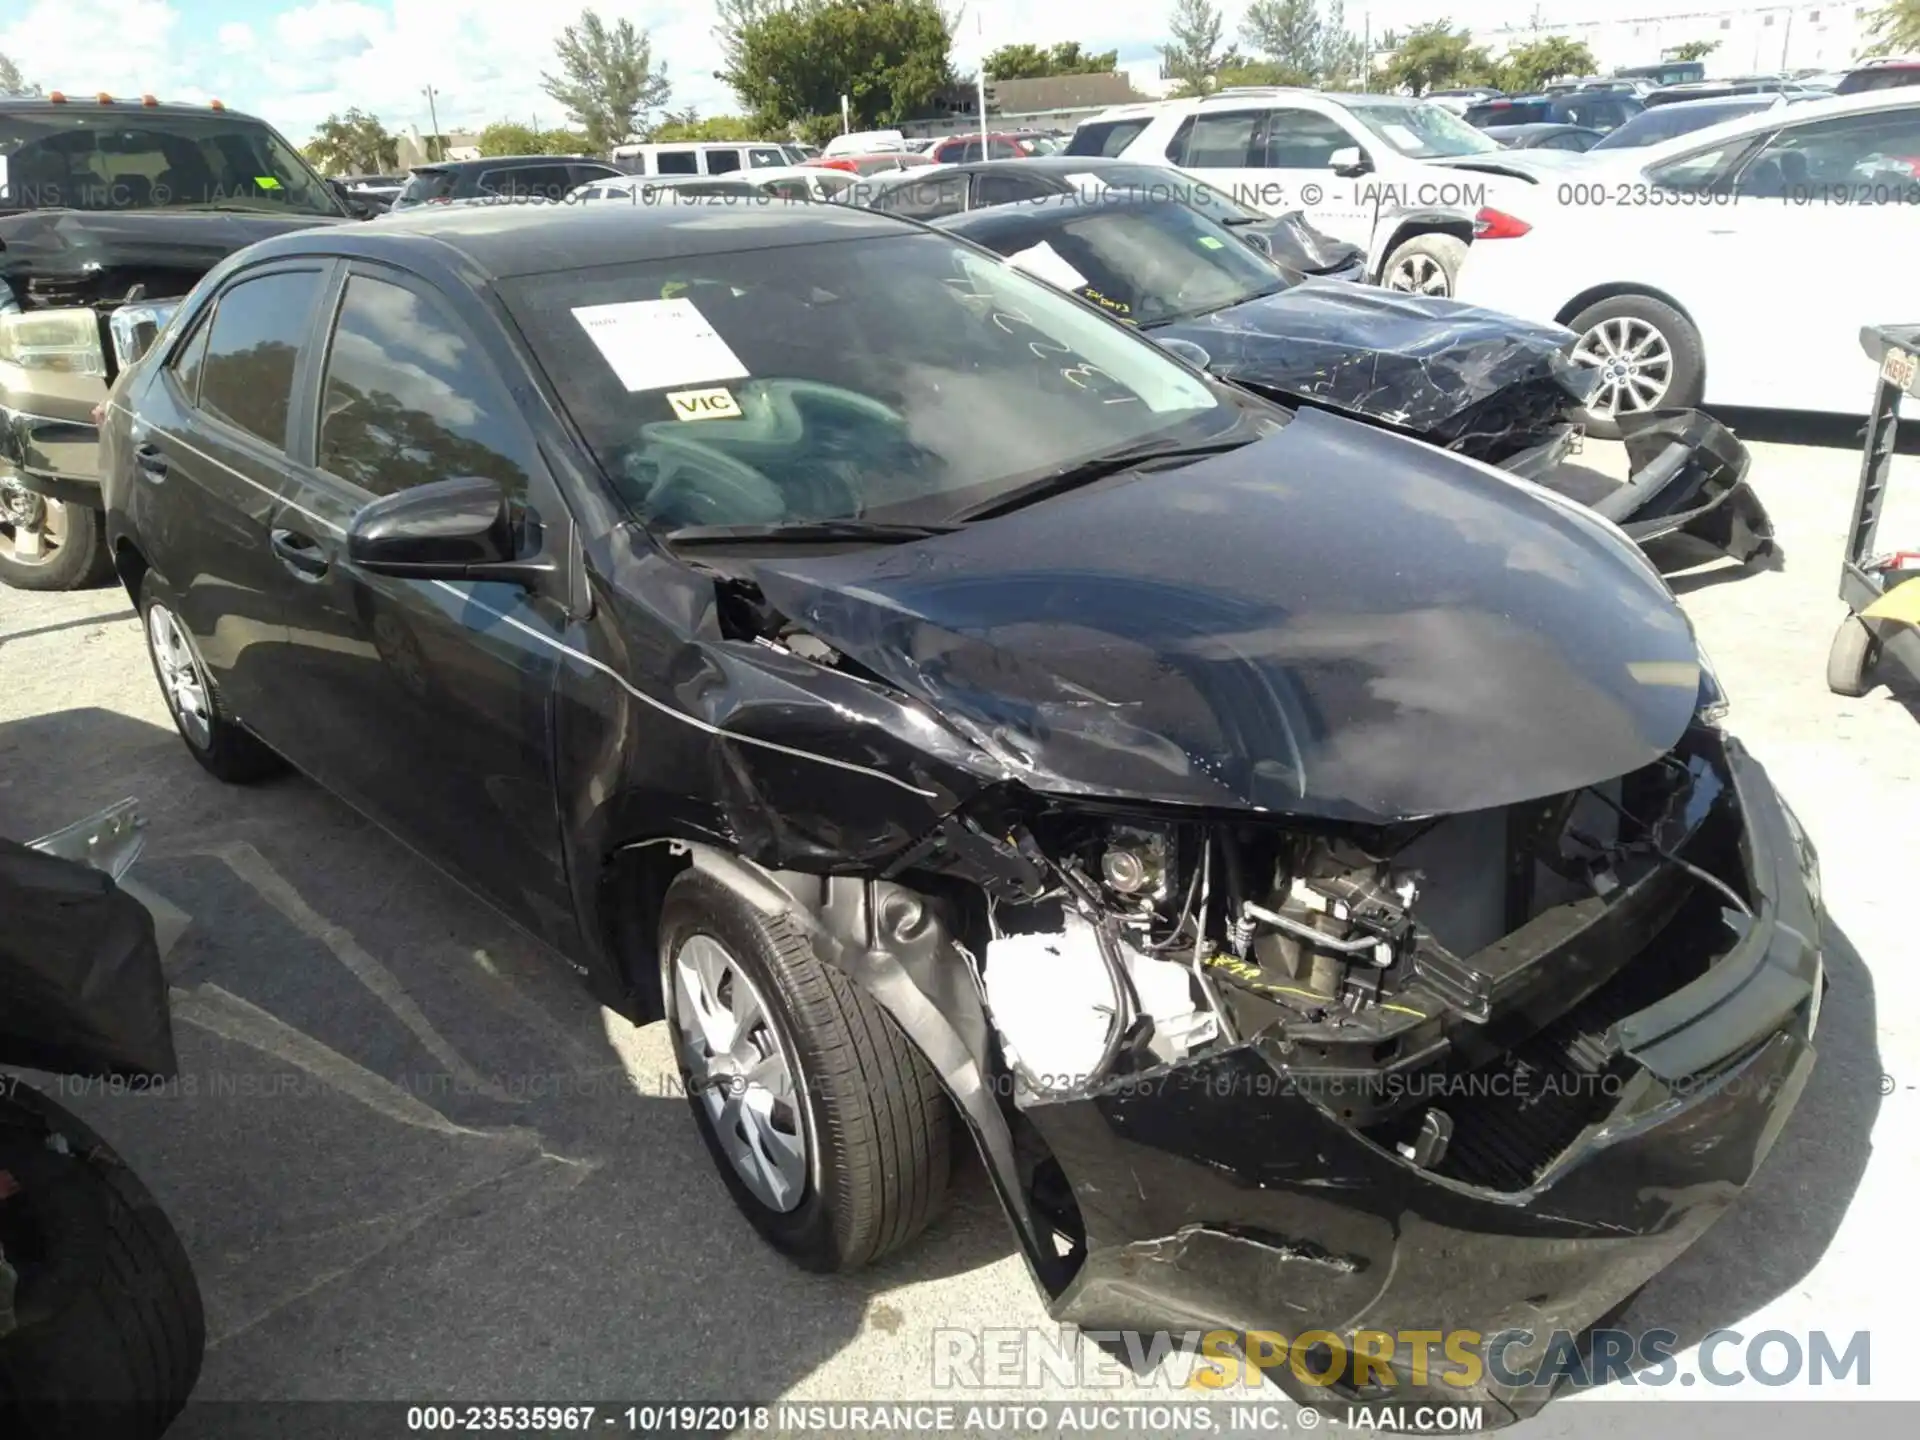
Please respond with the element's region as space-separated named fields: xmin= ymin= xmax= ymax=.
xmin=0 ymin=1 xmax=1708 ymax=145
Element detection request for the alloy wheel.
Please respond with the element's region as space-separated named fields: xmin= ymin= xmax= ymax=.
xmin=146 ymin=602 xmax=213 ymax=749
xmin=1387 ymin=253 xmax=1450 ymax=296
xmin=1571 ymin=316 xmax=1674 ymax=418
xmin=0 ymin=482 xmax=66 ymax=567
xmin=670 ymin=933 xmax=809 ymax=1213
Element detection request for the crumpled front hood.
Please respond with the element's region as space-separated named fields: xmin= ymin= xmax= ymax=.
xmin=0 ymin=208 xmax=346 ymax=290
xmin=749 ymin=408 xmax=1702 ymax=824
xmin=1152 ymin=280 xmax=1598 ymax=434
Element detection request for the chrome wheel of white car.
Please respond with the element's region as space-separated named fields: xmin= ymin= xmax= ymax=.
xmin=1386 ymin=252 xmax=1450 ymax=295
xmin=1572 ymin=316 xmax=1675 ymax=418
xmin=671 ymin=932 xmax=809 ymax=1213
xmin=146 ymin=602 xmax=213 ymax=750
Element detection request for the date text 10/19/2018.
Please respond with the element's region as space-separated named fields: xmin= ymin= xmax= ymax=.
xmin=401 ymin=1403 xmax=1414 ymax=1433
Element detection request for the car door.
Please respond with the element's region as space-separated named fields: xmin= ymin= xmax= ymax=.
xmin=1162 ymin=107 xmax=1267 ymax=213
xmin=134 ymin=261 xmax=333 ymax=749
xmin=261 ymin=261 xmax=578 ymax=950
xmin=1661 ymin=107 xmax=1920 ymax=412
xmin=1254 ymin=105 xmax=1376 ymax=242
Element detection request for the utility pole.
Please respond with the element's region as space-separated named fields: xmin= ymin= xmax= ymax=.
xmin=977 ymin=8 xmax=989 ymax=158
xmin=421 ymin=85 xmax=441 ymax=160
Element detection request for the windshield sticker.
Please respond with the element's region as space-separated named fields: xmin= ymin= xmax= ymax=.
xmin=1197 ymin=236 xmax=1226 ymax=250
xmin=666 ymin=387 xmax=743 ymax=421
xmin=255 ymin=176 xmax=283 ymax=190
xmin=1381 ymin=123 xmax=1424 ymax=150
xmin=1006 ymin=241 xmax=1089 ymax=292
xmin=571 ymin=298 xmax=750 ymax=393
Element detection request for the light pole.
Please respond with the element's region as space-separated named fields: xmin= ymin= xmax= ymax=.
xmin=421 ymin=85 xmax=441 ymax=160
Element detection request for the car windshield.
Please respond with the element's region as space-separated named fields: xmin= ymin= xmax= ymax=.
xmin=1346 ymin=101 xmax=1503 ymax=157
xmin=501 ymin=229 xmax=1236 ymax=531
xmin=0 ymin=110 xmax=344 ymax=215
xmin=980 ymin=201 xmax=1290 ymax=326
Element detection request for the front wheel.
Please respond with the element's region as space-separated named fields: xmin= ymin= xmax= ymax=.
xmin=659 ymin=870 xmax=952 ymax=1272
xmin=1566 ymin=295 xmax=1705 ymax=440
xmin=0 ymin=1086 xmax=205 ymax=1440
xmin=1382 ymin=233 xmax=1468 ymax=298
xmin=0 ymin=490 xmax=115 ymax=591
xmin=1826 ymin=614 xmax=1880 ymax=698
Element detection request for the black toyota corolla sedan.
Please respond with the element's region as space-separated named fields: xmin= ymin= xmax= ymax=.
xmin=99 ymin=202 xmax=1820 ymax=1425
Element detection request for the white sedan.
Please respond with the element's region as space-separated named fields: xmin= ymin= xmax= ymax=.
xmin=1453 ymin=89 xmax=1920 ymax=434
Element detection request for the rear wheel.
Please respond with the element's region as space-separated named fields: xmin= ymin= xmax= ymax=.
xmin=1382 ymin=234 xmax=1468 ymax=298
xmin=659 ymin=870 xmax=951 ymax=1272
xmin=1566 ymin=295 xmax=1705 ymax=440
xmin=0 ymin=1086 xmax=205 ymax=1440
xmin=137 ymin=571 xmax=287 ymax=784
xmin=1826 ymin=614 xmax=1880 ymax=698
xmin=0 ymin=490 xmax=114 ymax=592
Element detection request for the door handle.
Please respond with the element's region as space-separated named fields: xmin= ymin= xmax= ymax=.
xmin=270 ymin=527 xmax=330 ymax=579
xmin=134 ymin=442 xmax=169 ymax=481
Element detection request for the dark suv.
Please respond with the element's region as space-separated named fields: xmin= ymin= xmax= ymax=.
xmin=390 ymin=155 xmax=623 ymax=210
xmin=1 ymin=94 xmax=352 ymax=591
xmin=1463 ymin=92 xmax=1643 ymax=131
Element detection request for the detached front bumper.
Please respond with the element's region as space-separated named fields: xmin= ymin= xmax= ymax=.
xmin=1024 ymin=733 xmax=1820 ymax=1426
xmin=1600 ymin=409 xmax=1775 ymax=572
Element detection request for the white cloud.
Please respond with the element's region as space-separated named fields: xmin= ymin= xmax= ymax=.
xmin=218 ymin=22 xmax=256 ymax=51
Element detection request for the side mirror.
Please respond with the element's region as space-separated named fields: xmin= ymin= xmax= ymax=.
xmin=1156 ymin=337 xmax=1213 ymax=370
xmin=346 ymin=476 xmax=556 ymax=592
xmin=1328 ymin=146 xmax=1373 ymax=177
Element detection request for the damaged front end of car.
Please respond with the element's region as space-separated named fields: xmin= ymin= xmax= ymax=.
xmin=1152 ymin=281 xmax=1776 ymax=573
xmin=636 ymin=413 xmax=1820 ymax=1427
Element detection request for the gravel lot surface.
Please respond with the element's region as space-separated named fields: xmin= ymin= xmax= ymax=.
xmin=2 ymin=412 xmax=1915 ymax=1429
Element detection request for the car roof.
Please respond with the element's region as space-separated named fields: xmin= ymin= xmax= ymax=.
xmin=0 ymin=96 xmax=268 ymax=121
xmin=240 ymin=197 xmax=921 ymax=279
xmin=413 ymin=155 xmax=608 ymax=174
xmin=1624 ymin=86 xmax=1920 ymax=165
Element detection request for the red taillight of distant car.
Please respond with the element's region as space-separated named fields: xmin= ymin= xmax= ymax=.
xmin=1474 ymin=206 xmax=1532 ymax=238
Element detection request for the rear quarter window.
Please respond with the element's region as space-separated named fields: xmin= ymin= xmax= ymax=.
xmin=1067 ymin=119 xmax=1151 ymax=157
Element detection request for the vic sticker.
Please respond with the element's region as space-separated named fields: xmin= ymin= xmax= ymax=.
xmin=667 ymin=387 xmax=743 ymax=421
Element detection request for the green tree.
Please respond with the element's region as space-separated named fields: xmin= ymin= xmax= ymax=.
xmin=982 ymin=42 xmax=1119 ymax=79
xmin=1240 ymin=0 xmax=1322 ymax=86
xmin=720 ymin=1 xmax=954 ymax=139
xmin=1162 ymin=0 xmax=1227 ymax=97
xmin=540 ymin=8 xmax=672 ymax=152
xmin=0 ymin=51 xmax=40 ymax=96
xmin=1318 ymin=1 xmax=1368 ymax=90
xmin=304 ymin=109 xmax=400 ymax=175
xmin=1495 ymin=36 xmax=1596 ymax=93
xmin=1666 ymin=39 xmax=1721 ymax=63
xmin=1865 ymin=1 xmax=1920 ymax=56
xmin=1379 ymin=21 xmax=1495 ymax=96
xmin=474 ymin=122 xmax=592 ymax=156
xmin=650 ymin=113 xmax=761 ymax=141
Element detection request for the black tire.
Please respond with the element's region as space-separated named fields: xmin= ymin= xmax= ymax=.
xmin=659 ymin=870 xmax=951 ymax=1272
xmin=1826 ymin=614 xmax=1880 ymax=698
xmin=1565 ymin=294 xmax=1705 ymax=441
xmin=1382 ymin=233 xmax=1468 ymax=298
xmin=0 ymin=498 xmax=115 ymax=592
xmin=136 ymin=571 xmax=287 ymax=784
xmin=0 ymin=1085 xmax=205 ymax=1440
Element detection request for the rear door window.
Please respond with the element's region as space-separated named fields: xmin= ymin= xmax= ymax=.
xmin=974 ymin=170 xmax=1055 ymax=206
xmin=479 ymin=164 xmax=572 ymax=200
xmin=397 ymin=168 xmax=454 ymax=205
xmin=655 ymin=150 xmax=699 ymax=175
xmin=196 ymin=268 xmax=329 ymax=450
xmin=704 ymin=149 xmax=743 ymax=174
xmin=1167 ymin=112 xmax=1261 ymax=168
xmin=872 ymin=173 xmax=969 ymax=219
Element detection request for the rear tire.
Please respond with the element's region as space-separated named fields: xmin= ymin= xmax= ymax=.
xmin=1382 ymin=233 xmax=1468 ymax=298
xmin=136 ymin=571 xmax=287 ymax=784
xmin=0 ymin=1086 xmax=205 ymax=1440
xmin=1566 ymin=294 xmax=1705 ymax=440
xmin=659 ymin=870 xmax=952 ymax=1272
xmin=1826 ymin=614 xmax=1880 ymax=698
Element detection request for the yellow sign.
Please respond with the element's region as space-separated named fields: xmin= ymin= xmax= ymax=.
xmin=255 ymin=176 xmax=282 ymax=190
xmin=1863 ymin=575 xmax=1920 ymax=626
xmin=666 ymin=387 xmax=743 ymax=421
